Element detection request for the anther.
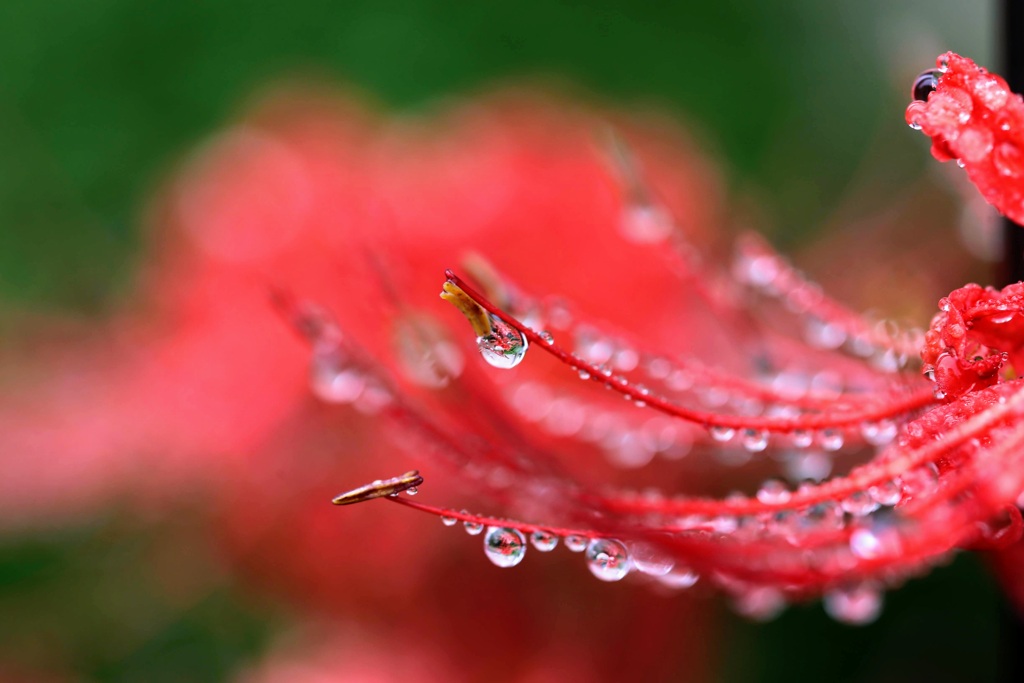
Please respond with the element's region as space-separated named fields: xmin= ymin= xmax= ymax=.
xmin=332 ymin=470 xmax=425 ymax=505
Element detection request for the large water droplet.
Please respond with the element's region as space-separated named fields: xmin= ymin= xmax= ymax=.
xmin=585 ymin=538 xmax=632 ymax=581
xmin=630 ymin=541 xmax=675 ymax=576
xmin=530 ymin=530 xmax=558 ymax=552
xmin=477 ymin=314 xmax=529 ymax=369
xmin=483 ymin=527 xmax=527 ymax=568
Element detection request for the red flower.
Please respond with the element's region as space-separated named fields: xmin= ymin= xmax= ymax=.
xmin=906 ymin=51 xmax=1024 ymax=223
xmin=7 ymin=55 xmax=1024 ymax=677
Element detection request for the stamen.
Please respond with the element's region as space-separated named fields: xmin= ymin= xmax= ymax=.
xmin=441 ymin=280 xmax=493 ymax=338
xmin=332 ymin=470 xmax=425 ymax=505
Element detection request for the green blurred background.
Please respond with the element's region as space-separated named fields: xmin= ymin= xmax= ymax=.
xmin=0 ymin=1 xmax=1004 ymax=681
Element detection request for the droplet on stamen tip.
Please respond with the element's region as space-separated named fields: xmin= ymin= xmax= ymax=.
xmin=585 ymin=538 xmax=632 ymax=581
xmin=530 ymin=530 xmax=558 ymax=552
xmin=477 ymin=315 xmax=529 ymax=370
xmin=483 ymin=527 xmax=527 ymax=568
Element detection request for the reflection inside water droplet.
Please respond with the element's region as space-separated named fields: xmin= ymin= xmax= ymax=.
xmin=477 ymin=314 xmax=529 ymax=369
xmin=585 ymin=538 xmax=632 ymax=581
xmin=483 ymin=527 xmax=527 ymax=568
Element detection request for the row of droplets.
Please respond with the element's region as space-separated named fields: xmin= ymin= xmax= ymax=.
xmin=439 ymin=516 xmax=698 ymax=587
xmin=450 ymin=518 xmax=884 ymax=624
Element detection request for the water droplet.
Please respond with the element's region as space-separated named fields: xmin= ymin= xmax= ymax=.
xmin=849 ymin=521 xmax=902 ymax=560
xmin=912 ymin=69 xmax=941 ymax=102
xmin=539 ymin=330 xmax=555 ymax=345
xmin=630 ymin=542 xmax=675 ymax=576
xmin=309 ymin=346 xmax=365 ymax=404
xmin=441 ymin=516 xmax=457 ymax=527
xmin=564 ymin=535 xmax=588 ymax=552
xmin=782 ymin=501 xmax=844 ymax=543
xmin=861 ymin=420 xmax=897 ymax=447
xmin=823 ymin=585 xmax=883 ymax=625
xmin=757 ymin=479 xmax=791 ymax=505
xmin=819 ymin=429 xmax=844 ymax=452
xmin=709 ymin=425 xmax=736 ymax=443
xmin=867 ymin=480 xmax=902 ymax=507
xmin=658 ymin=566 xmax=700 ymax=589
xmin=577 ymin=368 xmax=591 ymax=380
xmin=741 ymin=429 xmax=769 ymax=453
xmin=530 ymin=530 xmax=558 ymax=552
xmin=464 ymin=520 xmax=484 ymax=536
xmin=477 ymin=315 xmax=529 ymax=369
xmin=483 ymin=527 xmax=527 ymax=568
xmin=405 ymin=486 xmax=418 ymax=496
xmin=841 ymin=491 xmax=880 ymax=517
xmin=585 ymin=538 xmax=632 ymax=581
xmin=791 ymin=430 xmax=813 ymax=448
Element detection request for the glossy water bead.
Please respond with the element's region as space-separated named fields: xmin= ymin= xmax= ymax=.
xmin=585 ymin=538 xmax=632 ymax=581
xmin=483 ymin=527 xmax=527 ymax=568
